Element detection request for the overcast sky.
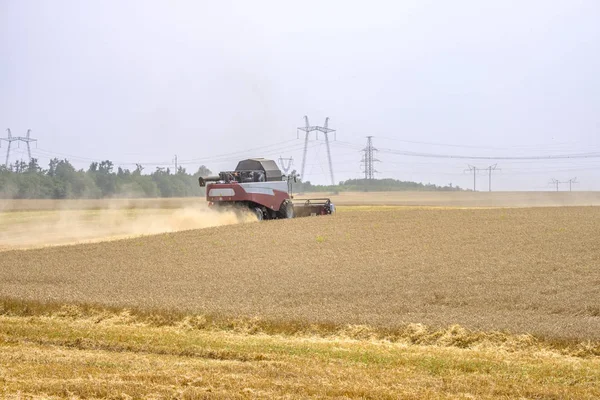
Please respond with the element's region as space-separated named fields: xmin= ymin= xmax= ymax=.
xmin=1 ymin=0 xmax=599 ymax=190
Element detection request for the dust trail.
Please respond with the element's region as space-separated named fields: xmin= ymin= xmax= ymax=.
xmin=0 ymin=204 xmax=256 ymax=251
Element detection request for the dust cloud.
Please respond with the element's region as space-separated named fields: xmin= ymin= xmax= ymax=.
xmin=0 ymin=204 xmax=256 ymax=251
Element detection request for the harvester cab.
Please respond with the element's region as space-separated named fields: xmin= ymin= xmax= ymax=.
xmin=199 ymin=158 xmax=334 ymax=220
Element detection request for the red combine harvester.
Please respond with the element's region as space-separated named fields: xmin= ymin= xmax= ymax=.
xmin=198 ymin=158 xmax=335 ymax=220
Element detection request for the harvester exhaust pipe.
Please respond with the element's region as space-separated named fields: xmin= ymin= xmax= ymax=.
xmin=198 ymin=176 xmax=220 ymax=187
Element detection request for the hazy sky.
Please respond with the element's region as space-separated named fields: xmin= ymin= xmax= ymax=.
xmin=1 ymin=0 xmax=599 ymax=190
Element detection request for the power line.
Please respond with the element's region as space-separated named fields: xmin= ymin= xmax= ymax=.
xmin=380 ymin=147 xmax=600 ymax=160
xmin=31 ymin=140 xmax=304 ymax=167
xmin=374 ymin=135 xmax=580 ymax=151
xmin=177 ymin=139 xmax=298 ymax=164
xmin=33 ymin=147 xmax=170 ymax=165
xmin=27 ymin=134 xmax=600 ymax=171
xmin=333 ymin=140 xmax=600 ymax=160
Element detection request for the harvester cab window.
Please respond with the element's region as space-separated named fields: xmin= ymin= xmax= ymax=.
xmin=238 ymin=170 xmax=265 ymax=183
xmin=255 ymin=171 xmax=265 ymax=182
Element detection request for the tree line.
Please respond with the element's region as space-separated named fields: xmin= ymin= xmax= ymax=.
xmin=0 ymin=158 xmax=212 ymax=199
xmin=296 ymin=178 xmax=462 ymax=193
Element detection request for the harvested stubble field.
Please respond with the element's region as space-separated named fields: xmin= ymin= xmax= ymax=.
xmin=1 ymin=203 xmax=600 ymax=398
xmin=1 ymin=302 xmax=599 ymax=399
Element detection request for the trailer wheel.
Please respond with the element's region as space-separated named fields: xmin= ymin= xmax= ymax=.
xmin=280 ymin=201 xmax=294 ymax=219
xmin=253 ymin=207 xmax=264 ymax=221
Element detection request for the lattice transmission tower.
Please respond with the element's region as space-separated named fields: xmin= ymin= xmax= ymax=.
xmin=361 ymin=136 xmax=379 ymax=179
xmin=297 ymin=116 xmax=336 ymax=185
xmin=278 ymin=157 xmax=294 ymax=174
xmin=1 ymin=129 xmax=38 ymax=166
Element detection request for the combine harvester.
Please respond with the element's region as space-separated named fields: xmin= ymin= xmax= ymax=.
xmin=199 ymin=158 xmax=335 ymax=220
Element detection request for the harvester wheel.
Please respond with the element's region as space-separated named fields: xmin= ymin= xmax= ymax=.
xmin=254 ymin=207 xmax=264 ymax=221
xmin=280 ymin=201 xmax=294 ymax=219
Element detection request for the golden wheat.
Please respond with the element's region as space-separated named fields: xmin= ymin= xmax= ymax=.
xmin=1 ymin=206 xmax=599 ymax=341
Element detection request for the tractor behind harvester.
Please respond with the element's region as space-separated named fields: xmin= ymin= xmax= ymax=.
xmin=198 ymin=158 xmax=335 ymax=220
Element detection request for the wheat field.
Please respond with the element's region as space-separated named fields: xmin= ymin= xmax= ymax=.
xmin=1 ymin=206 xmax=599 ymax=340
xmin=1 ymin=200 xmax=599 ymax=398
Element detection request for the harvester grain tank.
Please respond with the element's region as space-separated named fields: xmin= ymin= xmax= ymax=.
xmin=198 ymin=158 xmax=334 ymax=220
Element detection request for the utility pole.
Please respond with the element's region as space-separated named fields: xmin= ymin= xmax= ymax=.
xmin=466 ymin=165 xmax=477 ymax=191
xmin=466 ymin=164 xmax=499 ymax=192
xmin=550 ymin=177 xmax=578 ymax=191
xmin=173 ymin=155 xmax=178 ymax=172
xmin=1 ymin=129 xmax=37 ymax=166
xmin=488 ymin=164 xmax=497 ymax=192
xmin=361 ymin=136 xmax=379 ymax=179
xmin=297 ymin=116 xmax=336 ymax=185
xmin=278 ymin=157 xmax=294 ymax=174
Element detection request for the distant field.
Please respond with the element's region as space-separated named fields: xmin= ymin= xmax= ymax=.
xmin=308 ymin=191 xmax=600 ymax=207
xmin=2 ymin=206 xmax=599 ymax=340
xmin=2 ymin=190 xmax=600 ymax=212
